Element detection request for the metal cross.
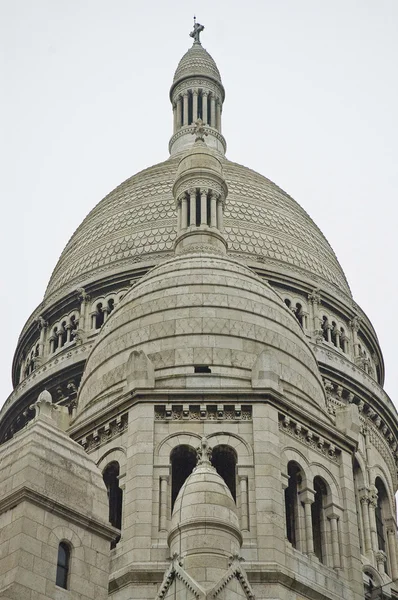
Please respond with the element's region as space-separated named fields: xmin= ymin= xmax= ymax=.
xmin=190 ymin=16 xmax=204 ymax=44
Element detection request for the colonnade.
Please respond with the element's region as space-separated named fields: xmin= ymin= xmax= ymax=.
xmin=173 ymin=90 xmax=222 ymax=132
xmin=176 ymin=188 xmax=223 ymax=233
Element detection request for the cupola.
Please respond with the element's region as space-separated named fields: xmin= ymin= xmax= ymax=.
xmin=169 ymin=19 xmax=226 ymax=156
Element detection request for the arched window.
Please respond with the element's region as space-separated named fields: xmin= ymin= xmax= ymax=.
xmin=103 ymin=462 xmax=123 ymax=548
xmin=284 ymin=298 xmax=291 ymax=308
xmin=212 ymin=445 xmax=237 ymax=501
xmin=284 ymin=461 xmax=302 ymax=549
xmin=312 ymin=476 xmax=327 ymax=563
xmin=295 ymin=303 xmax=304 ymax=327
xmin=108 ymin=298 xmax=115 ymax=315
xmin=56 ymin=541 xmax=70 ymax=589
xmin=170 ymin=445 xmax=196 ymax=511
xmin=375 ymin=479 xmax=388 ymax=558
xmin=95 ymin=303 xmax=104 ymax=329
xmin=321 ymin=316 xmax=328 ymax=341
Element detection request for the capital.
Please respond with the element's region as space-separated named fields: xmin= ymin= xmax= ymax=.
xmin=308 ymin=288 xmax=321 ymax=305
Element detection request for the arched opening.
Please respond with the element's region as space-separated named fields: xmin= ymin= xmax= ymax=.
xmin=353 ymin=458 xmax=365 ymax=554
xmin=212 ymin=445 xmax=237 ymax=501
xmin=188 ymin=91 xmax=193 ymax=124
xmin=295 ymin=303 xmax=304 ymax=327
xmin=284 ymin=298 xmax=291 ymax=308
xmin=321 ymin=316 xmax=328 ymax=341
xmin=95 ymin=303 xmax=104 ymax=329
xmin=170 ymin=445 xmax=196 ymax=511
xmin=56 ymin=541 xmax=71 ymax=589
xmin=340 ymin=327 xmax=345 ymax=351
xmin=312 ymin=476 xmax=328 ymax=563
xmin=60 ymin=321 xmax=68 ymax=347
xmin=197 ymin=90 xmax=203 ymax=119
xmin=108 ymin=298 xmax=115 ymax=315
xmin=284 ymin=461 xmax=302 ymax=549
xmin=103 ymin=462 xmax=123 ymax=548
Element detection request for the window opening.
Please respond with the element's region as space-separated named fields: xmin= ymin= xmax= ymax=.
xmin=212 ymin=445 xmax=237 ymax=501
xmin=207 ymin=95 xmax=211 ymax=126
xmin=197 ymin=91 xmax=203 ymax=119
xmin=195 ymin=189 xmax=201 ymax=225
xmin=171 ymin=445 xmax=196 ymax=511
xmin=103 ymin=462 xmax=123 ymax=548
xmin=295 ymin=303 xmax=303 ymax=327
xmin=285 ymin=462 xmax=301 ymax=548
xmin=375 ymin=479 xmax=387 ymax=555
xmin=321 ymin=316 xmax=328 ymax=341
xmin=56 ymin=542 xmax=70 ymax=589
xmin=188 ymin=91 xmax=193 ymax=125
xmin=194 ymin=365 xmax=211 ymax=373
xmin=95 ymin=303 xmax=104 ymax=329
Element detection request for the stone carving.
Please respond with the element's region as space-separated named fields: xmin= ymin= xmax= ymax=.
xmin=78 ymin=413 xmax=128 ymax=452
xmin=192 ymin=118 xmax=207 ymax=141
xmin=154 ymin=404 xmax=252 ymax=421
xmin=279 ymin=413 xmax=340 ymax=463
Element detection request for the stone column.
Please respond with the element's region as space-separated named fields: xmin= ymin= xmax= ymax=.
xmin=239 ymin=476 xmax=249 ymax=531
xmin=159 ymin=476 xmax=168 ymax=531
xmin=387 ymin=523 xmax=398 ymax=581
xmin=216 ymin=198 xmax=224 ymax=232
xmin=349 ymin=316 xmax=361 ymax=358
xmin=57 ymin=329 xmax=63 ymax=349
xmin=181 ymin=194 xmax=188 ymax=229
xmin=177 ymin=200 xmax=182 ymax=233
xmin=210 ymin=192 xmax=217 ymax=227
xmin=183 ymin=93 xmax=189 ymax=126
xmin=281 ymin=473 xmax=289 ymax=541
xmin=192 ymin=90 xmax=198 ymax=122
xmin=368 ymin=487 xmax=379 ymax=554
xmin=375 ymin=550 xmax=387 ymax=576
xmin=325 ymin=322 xmax=332 ymax=343
xmin=202 ymin=91 xmax=208 ymax=124
xmin=328 ymin=514 xmax=341 ymax=569
xmin=189 ymin=188 xmax=196 ymax=226
xmin=90 ymin=312 xmax=97 ymax=329
xmin=77 ymin=288 xmax=89 ymax=333
xmin=216 ymin=99 xmax=221 ymax=132
xmin=37 ymin=317 xmax=47 ymax=357
xmin=65 ymin=324 xmax=72 ymax=344
xmin=333 ymin=326 xmax=341 ymax=349
xmin=176 ymin=96 xmax=182 ymax=128
xmin=200 ymin=190 xmax=207 ymax=225
xmin=210 ymin=95 xmax=216 ymax=127
xmin=308 ymin=289 xmax=321 ymax=333
xmin=49 ymin=335 xmax=56 ymax=354
xmin=300 ymin=489 xmax=315 ymax=557
xmin=360 ymin=490 xmax=372 ymax=554
xmin=102 ymin=305 xmax=110 ymax=322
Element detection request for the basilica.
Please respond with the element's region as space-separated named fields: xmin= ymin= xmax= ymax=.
xmin=0 ymin=22 xmax=397 ymax=600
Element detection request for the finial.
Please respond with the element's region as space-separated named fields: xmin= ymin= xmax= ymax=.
xmin=196 ymin=436 xmax=213 ymax=467
xmin=190 ymin=16 xmax=204 ymax=44
xmin=192 ymin=118 xmax=208 ymax=142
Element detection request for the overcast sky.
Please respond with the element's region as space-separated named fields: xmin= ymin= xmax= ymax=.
xmin=1 ymin=1 xmax=397 ymax=410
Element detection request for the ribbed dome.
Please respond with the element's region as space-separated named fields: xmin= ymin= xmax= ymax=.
xmin=75 ymin=253 xmax=327 ymax=422
xmin=172 ymin=43 xmax=222 ymax=86
xmin=43 ymin=157 xmax=351 ymax=303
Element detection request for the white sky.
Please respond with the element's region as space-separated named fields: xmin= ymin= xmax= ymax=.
xmin=1 ymin=1 xmax=397 ymax=410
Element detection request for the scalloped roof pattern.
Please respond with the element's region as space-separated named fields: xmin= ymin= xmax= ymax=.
xmin=44 ymin=157 xmax=351 ymax=300
xmin=173 ymin=43 xmax=222 ymax=85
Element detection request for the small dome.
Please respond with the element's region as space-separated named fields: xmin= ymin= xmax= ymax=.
xmin=168 ymin=438 xmax=241 ymax=560
xmin=172 ymin=43 xmax=222 ymax=87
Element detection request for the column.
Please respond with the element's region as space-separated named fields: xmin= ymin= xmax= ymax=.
xmin=216 ymin=198 xmax=224 ymax=231
xmin=65 ymin=324 xmax=72 ymax=344
xmin=37 ymin=317 xmax=47 ymax=356
xmin=300 ymin=489 xmax=315 ymax=557
xmin=210 ymin=94 xmax=216 ymax=127
xmin=360 ymin=490 xmax=372 ymax=554
xmin=308 ymin=289 xmax=321 ymax=333
xmin=102 ymin=306 xmax=110 ymax=322
xmin=49 ymin=335 xmax=56 ymax=354
xmin=181 ymin=194 xmax=188 ymax=229
xmin=176 ymin=96 xmax=182 ymax=128
xmin=192 ymin=90 xmax=198 ymax=122
xmin=200 ymin=190 xmax=207 ymax=225
xmin=368 ymin=487 xmax=379 ymax=553
xmin=183 ymin=93 xmax=189 ymax=126
xmin=78 ymin=288 xmax=89 ymax=332
xmin=57 ymin=329 xmax=63 ymax=349
xmin=328 ymin=515 xmax=341 ymax=569
xmin=349 ymin=316 xmax=360 ymax=357
xmin=173 ymin=102 xmax=177 ymax=132
xmin=239 ymin=476 xmax=249 ymax=531
xmin=210 ymin=192 xmax=217 ymax=227
xmin=387 ymin=525 xmax=398 ymax=581
xmin=202 ymin=91 xmax=208 ymax=124
xmin=375 ymin=550 xmax=387 ymax=576
xmin=189 ymin=188 xmax=196 ymax=226
xmin=91 ymin=312 xmax=97 ymax=329
xmin=325 ymin=322 xmax=332 ymax=343
xmin=177 ymin=201 xmax=182 ymax=233
xmin=159 ymin=476 xmax=168 ymax=531
xmin=334 ymin=326 xmax=341 ymax=348
xmin=216 ymin=99 xmax=221 ymax=132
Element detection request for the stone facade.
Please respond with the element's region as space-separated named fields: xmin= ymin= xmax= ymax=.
xmin=1 ymin=23 xmax=397 ymax=600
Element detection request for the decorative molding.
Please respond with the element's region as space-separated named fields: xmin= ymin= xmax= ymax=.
xmin=278 ymin=413 xmax=341 ymax=464
xmin=155 ymin=404 xmax=251 ymax=421
xmin=77 ymin=413 xmax=128 ymax=452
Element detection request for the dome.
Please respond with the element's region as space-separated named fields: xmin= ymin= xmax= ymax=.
xmin=75 ymin=253 xmax=327 ymax=422
xmin=168 ymin=439 xmax=241 ymax=558
xmin=43 ymin=158 xmax=351 ymax=303
xmin=172 ymin=42 xmax=222 ymax=87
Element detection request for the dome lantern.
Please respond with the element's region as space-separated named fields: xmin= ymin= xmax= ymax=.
xmin=169 ymin=20 xmax=227 ymax=156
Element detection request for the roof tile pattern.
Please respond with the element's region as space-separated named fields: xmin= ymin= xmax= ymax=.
xmin=173 ymin=43 xmax=222 ymax=85
xmin=44 ymin=157 xmax=351 ymax=300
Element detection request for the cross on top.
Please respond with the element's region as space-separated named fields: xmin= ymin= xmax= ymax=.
xmin=190 ymin=16 xmax=204 ymax=44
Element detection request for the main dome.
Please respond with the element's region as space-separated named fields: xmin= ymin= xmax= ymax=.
xmin=43 ymin=157 xmax=351 ymax=302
